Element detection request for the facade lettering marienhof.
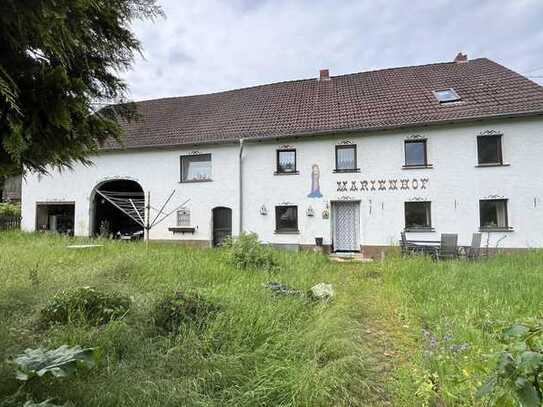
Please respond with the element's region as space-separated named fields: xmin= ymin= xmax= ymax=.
xmin=336 ymin=178 xmax=429 ymax=192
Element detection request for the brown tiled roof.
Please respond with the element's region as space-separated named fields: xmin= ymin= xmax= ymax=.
xmin=105 ymin=58 xmax=543 ymax=150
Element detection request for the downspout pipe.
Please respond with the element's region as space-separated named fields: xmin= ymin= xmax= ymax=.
xmin=238 ymin=138 xmax=244 ymax=236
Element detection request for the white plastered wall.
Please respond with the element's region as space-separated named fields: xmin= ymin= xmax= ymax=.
xmin=241 ymin=117 xmax=543 ymax=249
xmin=21 ymin=144 xmax=240 ymax=243
xmin=21 ymin=117 xmax=543 ymax=248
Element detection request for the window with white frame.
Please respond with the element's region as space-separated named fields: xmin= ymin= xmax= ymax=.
xmin=480 ymin=199 xmax=509 ymax=229
xmin=275 ymin=205 xmax=298 ymax=232
xmin=276 ymin=149 xmax=297 ymax=173
xmin=404 ymin=201 xmax=432 ymax=230
xmin=180 ymin=154 xmax=212 ymax=182
xmin=404 ymin=139 xmax=428 ymax=167
xmin=335 ymin=145 xmax=358 ymax=171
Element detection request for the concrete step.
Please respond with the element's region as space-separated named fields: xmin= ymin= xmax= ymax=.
xmin=328 ymin=252 xmax=373 ymax=263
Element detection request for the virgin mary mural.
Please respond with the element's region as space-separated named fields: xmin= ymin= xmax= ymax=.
xmin=307 ymin=164 xmax=323 ymax=198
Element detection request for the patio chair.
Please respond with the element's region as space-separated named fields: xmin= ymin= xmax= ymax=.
xmin=433 ymin=233 xmax=458 ymax=261
xmin=465 ymin=233 xmax=482 ymax=260
xmin=399 ymin=232 xmax=408 ymax=255
xmin=399 ymin=232 xmax=421 ymax=256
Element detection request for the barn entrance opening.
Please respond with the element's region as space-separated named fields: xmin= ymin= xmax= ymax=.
xmin=91 ymin=179 xmax=144 ymax=239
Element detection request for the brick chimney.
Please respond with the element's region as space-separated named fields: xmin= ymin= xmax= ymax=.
xmin=319 ymin=69 xmax=330 ymax=81
xmin=454 ymin=52 xmax=468 ymax=63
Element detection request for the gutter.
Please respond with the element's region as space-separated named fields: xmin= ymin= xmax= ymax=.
xmin=238 ymin=138 xmax=244 ymax=236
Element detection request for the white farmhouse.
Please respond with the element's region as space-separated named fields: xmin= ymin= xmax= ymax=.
xmin=21 ymin=54 xmax=543 ymax=255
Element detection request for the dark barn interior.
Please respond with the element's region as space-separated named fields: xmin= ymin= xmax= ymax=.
xmin=92 ymin=180 xmax=144 ymax=238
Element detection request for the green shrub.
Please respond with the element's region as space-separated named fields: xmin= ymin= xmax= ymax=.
xmin=478 ymin=319 xmax=543 ymax=406
xmin=0 ymin=202 xmax=20 ymax=216
xmin=223 ymin=232 xmax=279 ymax=271
xmin=40 ymin=287 xmax=130 ymax=326
xmin=151 ymin=291 xmax=221 ymax=335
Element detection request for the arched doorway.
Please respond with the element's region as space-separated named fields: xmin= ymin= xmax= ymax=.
xmin=91 ymin=179 xmax=145 ymax=239
xmin=212 ymin=207 xmax=232 ymax=246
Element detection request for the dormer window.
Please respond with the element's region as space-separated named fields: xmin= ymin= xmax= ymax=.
xmin=433 ymin=88 xmax=460 ymax=103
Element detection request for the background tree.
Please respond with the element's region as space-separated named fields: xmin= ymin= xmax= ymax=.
xmin=0 ymin=0 xmax=163 ymax=176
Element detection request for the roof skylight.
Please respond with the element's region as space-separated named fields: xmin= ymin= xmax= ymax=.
xmin=433 ymin=88 xmax=461 ymax=103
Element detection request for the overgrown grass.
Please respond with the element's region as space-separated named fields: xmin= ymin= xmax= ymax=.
xmin=0 ymin=232 xmax=399 ymax=406
xmin=3 ymin=232 xmax=541 ymax=406
xmin=380 ymin=252 xmax=543 ymax=405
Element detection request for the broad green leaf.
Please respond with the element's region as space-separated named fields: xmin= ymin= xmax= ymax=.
xmin=476 ymin=375 xmax=497 ymax=398
xmin=516 ymin=381 xmax=541 ymax=407
xmin=495 ymin=393 xmax=517 ymax=407
xmin=510 ymin=341 xmax=529 ymax=353
xmin=496 ymin=352 xmax=516 ymax=377
xmin=14 ymin=345 xmax=96 ymax=381
xmin=518 ymin=351 xmax=543 ymax=375
xmin=503 ymin=325 xmax=530 ymax=341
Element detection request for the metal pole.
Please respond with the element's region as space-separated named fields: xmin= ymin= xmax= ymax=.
xmin=150 ymin=189 xmax=176 ymax=227
xmin=146 ymin=191 xmax=151 ymax=251
xmin=239 ymin=138 xmax=244 ymax=236
xmin=129 ymin=198 xmax=145 ymax=226
xmin=151 ymin=198 xmax=191 ymax=227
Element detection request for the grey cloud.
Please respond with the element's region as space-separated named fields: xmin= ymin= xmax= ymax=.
xmin=123 ymin=0 xmax=543 ymax=101
xmin=168 ymin=49 xmax=194 ymax=64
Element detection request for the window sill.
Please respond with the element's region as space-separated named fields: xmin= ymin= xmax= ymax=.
xmin=274 ymin=171 xmax=299 ymax=176
xmin=475 ymin=163 xmax=510 ymax=168
xmin=402 ymin=164 xmax=433 ymax=170
xmin=333 ymin=168 xmax=360 ymax=173
xmin=274 ymin=230 xmax=300 ymax=234
xmin=179 ymin=179 xmax=213 ymax=183
xmin=168 ymin=226 xmax=196 ymax=234
xmin=479 ymin=227 xmax=514 ymax=233
xmin=404 ymin=227 xmax=435 ymax=233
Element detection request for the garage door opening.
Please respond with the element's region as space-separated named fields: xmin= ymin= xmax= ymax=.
xmin=91 ymin=179 xmax=144 ymax=239
xmin=36 ymin=203 xmax=75 ymax=235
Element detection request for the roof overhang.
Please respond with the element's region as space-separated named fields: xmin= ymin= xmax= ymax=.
xmin=99 ymin=110 xmax=543 ymax=153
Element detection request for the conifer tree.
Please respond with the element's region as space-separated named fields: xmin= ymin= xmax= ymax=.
xmin=0 ymin=0 xmax=163 ymax=176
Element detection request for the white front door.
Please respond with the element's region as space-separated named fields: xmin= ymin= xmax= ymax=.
xmin=332 ymin=201 xmax=360 ymax=252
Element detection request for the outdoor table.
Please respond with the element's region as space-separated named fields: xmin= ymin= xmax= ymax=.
xmin=406 ymin=240 xmax=440 ymax=245
xmin=405 ymin=240 xmax=440 ymax=255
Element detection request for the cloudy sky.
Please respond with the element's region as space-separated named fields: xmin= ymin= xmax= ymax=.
xmin=122 ymin=0 xmax=543 ymax=101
